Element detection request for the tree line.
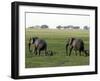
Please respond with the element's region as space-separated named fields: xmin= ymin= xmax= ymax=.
xmin=28 ymin=25 xmax=89 ymax=30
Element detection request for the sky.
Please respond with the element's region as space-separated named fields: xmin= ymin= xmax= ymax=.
xmin=26 ymin=12 xmax=90 ymax=29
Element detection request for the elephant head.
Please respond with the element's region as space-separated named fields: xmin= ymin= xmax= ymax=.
xmin=69 ymin=38 xmax=75 ymax=45
xmin=28 ymin=37 xmax=38 ymax=52
xmin=66 ymin=38 xmax=75 ymax=55
xmin=32 ymin=37 xmax=38 ymax=44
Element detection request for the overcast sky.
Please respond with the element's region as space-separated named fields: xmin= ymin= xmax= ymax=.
xmin=26 ymin=12 xmax=90 ymax=29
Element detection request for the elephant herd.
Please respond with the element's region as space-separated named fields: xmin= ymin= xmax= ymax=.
xmin=28 ymin=37 xmax=89 ymax=56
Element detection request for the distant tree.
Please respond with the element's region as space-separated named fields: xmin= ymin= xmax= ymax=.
xmin=28 ymin=26 xmax=35 ymax=29
xmin=63 ymin=26 xmax=70 ymax=29
xmin=56 ymin=25 xmax=62 ymax=29
xmin=83 ymin=26 xmax=89 ymax=30
xmin=73 ymin=26 xmax=80 ymax=29
xmin=41 ymin=25 xmax=49 ymax=29
xmin=66 ymin=25 xmax=74 ymax=29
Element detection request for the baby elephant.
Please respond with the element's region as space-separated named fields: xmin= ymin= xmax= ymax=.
xmin=46 ymin=50 xmax=53 ymax=56
xmin=29 ymin=37 xmax=47 ymax=56
xmin=66 ymin=37 xmax=88 ymax=56
xmin=84 ymin=49 xmax=89 ymax=56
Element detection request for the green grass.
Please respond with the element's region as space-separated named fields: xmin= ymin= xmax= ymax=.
xmin=25 ymin=28 xmax=89 ymax=68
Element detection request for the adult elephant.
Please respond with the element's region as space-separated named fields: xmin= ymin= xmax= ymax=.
xmin=66 ymin=37 xmax=88 ymax=56
xmin=28 ymin=37 xmax=47 ymax=56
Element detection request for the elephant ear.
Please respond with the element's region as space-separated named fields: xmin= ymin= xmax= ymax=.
xmin=32 ymin=37 xmax=35 ymax=44
xmin=34 ymin=37 xmax=38 ymax=39
xmin=69 ymin=37 xmax=75 ymax=45
xmin=32 ymin=37 xmax=38 ymax=44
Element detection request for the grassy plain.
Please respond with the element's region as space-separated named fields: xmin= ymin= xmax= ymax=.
xmin=25 ymin=28 xmax=89 ymax=68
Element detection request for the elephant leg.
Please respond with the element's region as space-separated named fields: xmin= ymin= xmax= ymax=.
xmin=79 ymin=50 xmax=81 ymax=56
xmin=34 ymin=47 xmax=37 ymax=55
xmin=34 ymin=48 xmax=36 ymax=54
xmin=69 ymin=46 xmax=73 ymax=56
xmin=75 ymin=50 xmax=77 ymax=56
xmin=39 ymin=50 xmax=41 ymax=56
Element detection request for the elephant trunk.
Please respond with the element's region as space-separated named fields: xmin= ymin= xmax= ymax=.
xmin=28 ymin=42 xmax=32 ymax=52
xmin=66 ymin=43 xmax=69 ymax=55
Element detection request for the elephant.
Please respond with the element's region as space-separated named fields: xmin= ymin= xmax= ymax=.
xmin=46 ymin=50 xmax=53 ymax=56
xmin=66 ymin=37 xmax=89 ymax=56
xmin=28 ymin=37 xmax=47 ymax=56
xmin=84 ymin=49 xmax=89 ymax=56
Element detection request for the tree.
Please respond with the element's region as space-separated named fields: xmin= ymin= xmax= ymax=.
xmin=83 ymin=26 xmax=89 ymax=30
xmin=56 ymin=25 xmax=62 ymax=29
xmin=63 ymin=26 xmax=69 ymax=29
xmin=73 ymin=26 xmax=80 ymax=29
xmin=66 ymin=25 xmax=74 ymax=29
xmin=41 ymin=25 xmax=49 ymax=29
xmin=29 ymin=26 xmax=34 ymax=29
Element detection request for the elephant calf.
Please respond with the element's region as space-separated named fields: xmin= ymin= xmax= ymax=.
xmin=66 ymin=37 xmax=89 ymax=56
